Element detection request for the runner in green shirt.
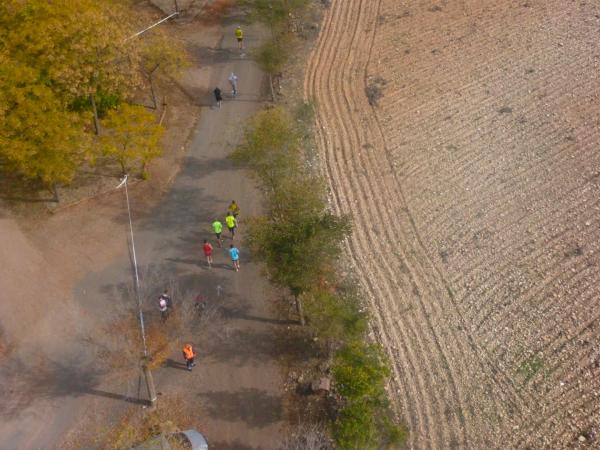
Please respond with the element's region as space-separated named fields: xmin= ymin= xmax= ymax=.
xmin=225 ymin=211 xmax=237 ymax=239
xmin=212 ymin=219 xmax=223 ymax=247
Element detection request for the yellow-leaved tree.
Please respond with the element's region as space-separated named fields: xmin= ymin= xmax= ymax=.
xmin=101 ymin=104 xmax=164 ymax=178
xmin=140 ymin=30 xmax=190 ymax=109
xmin=0 ymin=55 xmax=90 ymax=199
xmin=0 ymin=0 xmax=142 ymax=196
xmin=0 ymin=0 xmax=142 ymax=131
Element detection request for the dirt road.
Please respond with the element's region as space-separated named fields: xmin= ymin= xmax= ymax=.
xmin=306 ymin=0 xmax=600 ymax=448
xmin=1 ymin=20 xmax=286 ymax=450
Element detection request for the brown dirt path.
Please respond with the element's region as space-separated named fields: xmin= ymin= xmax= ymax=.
xmin=307 ymin=0 xmax=600 ymax=448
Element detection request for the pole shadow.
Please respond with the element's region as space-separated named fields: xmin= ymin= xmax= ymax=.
xmin=164 ymin=358 xmax=190 ymax=372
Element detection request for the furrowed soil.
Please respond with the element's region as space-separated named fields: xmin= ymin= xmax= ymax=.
xmin=305 ymin=0 xmax=600 ymax=448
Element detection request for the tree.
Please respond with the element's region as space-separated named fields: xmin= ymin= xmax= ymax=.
xmin=140 ymin=31 xmax=190 ymax=109
xmin=332 ymin=343 xmax=406 ymax=449
xmin=304 ymin=289 xmax=367 ymax=354
xmin=255 ymin=39 xmax=289 ymax=101
xmin=247 ymin=211 xmax=351 ymax=324
xmin=0 ymin=0 xmax=142 ymax=134
xmin=0 ymin=57 xmax=90 ymax=199
xmin=268 ymin=176 xmax=327 ymax=222
xmin=230 ymin=107 xmax=302 ymax=191
xmin=239 ymin=0 xmax=311 ymax=34
xmin=101 ymin=104 xmax=164 ymax=177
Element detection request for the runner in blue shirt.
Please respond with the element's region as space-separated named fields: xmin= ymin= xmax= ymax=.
xmin=229 ymin=244 xmax=240 ymax=272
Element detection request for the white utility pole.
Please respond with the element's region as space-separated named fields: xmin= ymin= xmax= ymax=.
xmin=116 ymin=174 xmax=157 ymax=406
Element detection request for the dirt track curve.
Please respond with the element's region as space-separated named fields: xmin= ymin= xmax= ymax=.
xmin=305 ymin=0 xmax=600 ymax=448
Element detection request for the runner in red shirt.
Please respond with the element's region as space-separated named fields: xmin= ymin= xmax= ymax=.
xmin=203 ymin=239 xmax=213 ymax=268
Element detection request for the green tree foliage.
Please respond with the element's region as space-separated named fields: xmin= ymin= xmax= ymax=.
xmin=269 ymin=176 xmax=327 ymax=222
xmin=304 ymin=289 xmax=367 ymax=347
xmin=232 ymin=102 xmax=405 ymax=448
xmin=230 ymin=107 xmax=302 ymax=190
xmin=101 ymin=104 xmax=164 ymax=177
xmin=333 ymin=343 xmax=406 ymax=449
xmin=239 ymin=0 xmax=311 ymax=32
xmin=248 ymin=212 xmax=350 ymax=297
xmin=255 ymin=39 xmax=289 ymax=100
xmin=255 ymin=30 xmax=289 ymax=74
xmin=334 ymin=343 xmax=389 ymax=401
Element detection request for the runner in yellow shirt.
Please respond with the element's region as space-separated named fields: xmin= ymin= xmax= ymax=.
xmin=225 ymin=211 xmax=237 ymax=239
xmin=229 ymin=200 xmax=240 ymax=219
xmin=235 ymin=25 xmax=244 ymax=50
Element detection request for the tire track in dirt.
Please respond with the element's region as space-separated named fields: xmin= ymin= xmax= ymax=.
xmin=306 ymin=2 xmax=440 ymax=445
xmin=306 ymin=1 xmax=463 ymax=447
xmin=304 ymin=2 xmax=433 ymax=443
xmin=304 ymin=0 xmax=542 ymax=448
xmin=367 ymin=0 xmax=600 ymax=446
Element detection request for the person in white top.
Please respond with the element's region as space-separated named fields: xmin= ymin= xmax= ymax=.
xmin=228 ymin=72 xmax=238 ymax=97
xmin=158 ymin=289 xmax=171 ymax=322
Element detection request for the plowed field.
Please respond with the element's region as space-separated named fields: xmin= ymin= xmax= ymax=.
xmin=305 ymin=1 xmax=600 ymax=448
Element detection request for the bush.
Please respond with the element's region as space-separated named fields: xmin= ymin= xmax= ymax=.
xmin=304 ymin=289 xmax=367 ymax=348
xmin=230 ymin=107 xmax=302 ymax=190
xmin=333 ymin=343 xmax=406 ymax=449
xmin=334 ymin=400 xmax=377 ymax=449
xmin=333 ymin=342 xmax=389 ymax=401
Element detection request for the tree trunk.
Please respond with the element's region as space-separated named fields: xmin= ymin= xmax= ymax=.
xmin=50 ymin=183 xmax=60 ymax=203
xmin=295 ymin=294 xmax=305 ymax=326
xmin=90 ymin=94 xmax=100 ymax=135
xmin=146 ymin=65 xmax=159 ymax=110
xmin=149 ymin=75 xmax=157 ymax=110
xmin=142 ymin=363 xmax=157 ymax=408
xmin=269 ymin=73 xmax=275 ymax=102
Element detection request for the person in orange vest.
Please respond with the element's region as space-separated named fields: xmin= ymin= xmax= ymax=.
xmin=182 ymin=343 xmax=196 ymax=371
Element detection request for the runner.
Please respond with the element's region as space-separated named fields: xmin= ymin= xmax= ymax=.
xmin=229 ymin=200 xmax=240 ymax=219
xmin=225 ymin=211 xmax=237 ymax=239
xmin=159 ymin=289 xmax=172 ymax=308
xmin=228 ymin=72 xmax=238 ymax=97
xmin=158 ymin=289 xmax=172 ymax=322
xmin=203 ymin=239 xmax=213 ymax=268
xmin=235 ymin=25 xmax=244 ymax=50
xmin=213 ymin=86 xmax=222 ymax=108
xmin=229 ymin=244 xmax=240 ymax=272
xmin=212 ymin=219 xmax=224 ymax=247
xmin=158 ymin=296 xmax=169 ymax=322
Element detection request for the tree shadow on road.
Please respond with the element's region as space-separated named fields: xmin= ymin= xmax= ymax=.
xmin=197 ymin=388 xmax=282 ymax=428
xmin=0 ymin=354 xmax=150 ymax=419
